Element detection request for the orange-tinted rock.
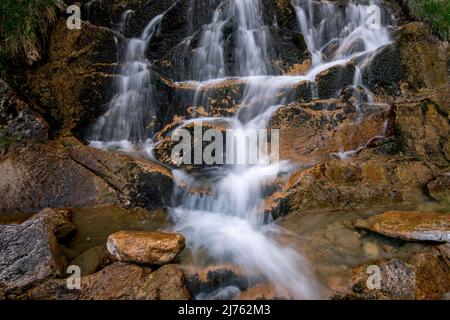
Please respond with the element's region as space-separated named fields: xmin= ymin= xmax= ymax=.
xmin=21 ymin=263 xmax=190 ymax=300
xmin=0 ymin=208 xmax=72 ymax=296
xmin=107 ymin=231 xmax=186 ymax=265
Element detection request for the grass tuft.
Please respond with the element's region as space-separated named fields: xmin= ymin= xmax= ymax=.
xmin=402 ymin=0 xmax=450 ymax=40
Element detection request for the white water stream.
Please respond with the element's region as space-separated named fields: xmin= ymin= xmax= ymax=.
xmin=88 ymin=0 xmax=394 ymax=299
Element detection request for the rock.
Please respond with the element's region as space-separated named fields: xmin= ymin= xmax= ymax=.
xmin=65 ymin=206 xmax=171 ymax=254
xmin=427 ymin=174 xmax=450 ymax=201
xmin=0 ymin=80 xmax=49 ymax=143
xmin=21 ymin=263 xmax=190 ymax=300
xmin=393 ymin=98 xmax=450 ymax=167
xmin=334 ymin=245 xmax=450 ymax=300
xmin=410 ymin=245 xmax=450 ymax=300
xmin=335 ymin=258 xmax=416 ymax=300
xmin=107 ymin=231 xmax=186 ymax=265
xmin=9 ymin=19 xmax=121 ymax=136
xmin=0 ymin=208 xmax=73 ymax=296
xmin=0 ymin=138 xmax=173 ymax=213
xmin=70 ymin=245 xmax=109 ymax=276
xmin=315 ymin=62 xmax=356 ymax=99
xmin=393 ymin=22 xmax=448 ymax=91
xmin=183 ymin=264 xmax=264 ymax=298
xmin=270 ymin=99 xmax=391 ymax=164
xmin=281 ymin=154 xmax=434 ymax=213
xmin=355 ymin=210 xmax=450 ymax=242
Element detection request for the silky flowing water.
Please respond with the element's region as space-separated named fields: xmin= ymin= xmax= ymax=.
xmin=87 ymin=0 xmax=397 ymax=299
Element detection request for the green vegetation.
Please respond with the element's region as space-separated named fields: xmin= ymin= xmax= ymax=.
xmin=0 ymin=0 xmax=57 ymax=73
xmin=403 ymin=0 xmax=450 ymax=39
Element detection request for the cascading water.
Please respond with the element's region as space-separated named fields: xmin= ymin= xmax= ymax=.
xmin=88 ymin=12 xmax=163 ymax=150
xmin=87 ymin=0 xmax=396 ymax=299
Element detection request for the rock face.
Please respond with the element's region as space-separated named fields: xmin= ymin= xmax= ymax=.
xmin=0 ymin=208 xmax=74 ymax=296
xmin=107 ymin=231 xmax=186 ymax=264
xmin=333 ymin=245 xmax=450 ymax=300
xmin=355 ymin=211 xmax=450 ymax=242
xmin=0 ymin=80 xmax=49 ymax=143
xmin=21 ymin=263 xmax=190 ymax=300
xmin=0 ymin=138 xmax=173 ymax=213
xmin=393 ymin=22 xmax=449 ymax=91
xmin=9 ymin=19 xmax=121 ymax=136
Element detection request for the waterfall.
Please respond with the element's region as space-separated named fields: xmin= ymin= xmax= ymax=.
xmin=88 ymin=12 xmax=163 ymax=150
xmin=87 ymin=0 xmax=396 ymax=299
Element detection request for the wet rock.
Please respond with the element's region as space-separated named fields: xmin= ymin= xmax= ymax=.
xmin=107 ymin=231 xmax=186 ymax=265
xmin=355 ymin=210 xmax=450 ymax=242
xmin=70 ymin=245 xmax=110 ymax=276
xmin=427 ymin=174 xmax=450 ymax=201
xmin=334 ymin=244 xmax=450 ymax=300
xmin=282 ymin=155 xmax=434 ymax=212
xmin=81 ymin=0 xmax=155 ymax=31
xmin=410 ymin=245 xmax=450 ymax=300
xmin=21 ymin=263 xmax=190 ymax=300
xmin=0 ymin=142 xmax=116 ymax=213
xmin=361 ymin=44 xmax=403 ymax=95
xmin=9 ymin=19 xmax=122 ymax=136
xmin=154 ymin=120 xmax=229 ymax=168
xmin=65 ymin=206 xmax=171 ymax=254
xmin=270 ymin=100 xmax=391 ymax=164
xmin=183 ymin=264 xmax=264 ymax=298
xmin=0 ymin=80 xmax=49 ymax=143
xmin=394 ymin=98 xmax=450 ymax=167
xmin=0 ymin=208 xmax=73 ymax=296
xmin=393 ymin=22 xmax=448 ymax=91
xmin=0 ymin=138 xmax=173 ymax=213
xmin=146 ymin=0 xmax=192 ymax=61
xmin=125 ymin=0 xmax=179 ymax=36
xmin=316 ymin=63 xmax=356 ymax=99
xmin=335 ymin=258 xmax=416 ymax=300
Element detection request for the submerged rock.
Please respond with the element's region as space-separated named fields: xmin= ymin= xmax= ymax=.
xmin=333 ymin=245 xmax=450 ymax=300
xmin=107 ymin=231 xmax=186 ymax=265
xmin=21 ymin=262 xmax=190 ymax=300
xmin=355 ymin=210 xmax=450 ymax=242
xmin=0 ymin=208 xmax=73 ymax=296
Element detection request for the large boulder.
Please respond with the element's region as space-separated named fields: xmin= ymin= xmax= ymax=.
xmin=0 ymin=208 xmax=74 ymax=297
xmin=20 ymin=263 xmax=190 ymax=300
xmin=333 ymin=245 xmax=450 ymax=300
xmin=0 ymin=138 xmax=173 ymax=213
xmin=355 ymin=210 xmax=450 ymax=242
xmin=107 ymin=230 xmax=186 ymax=265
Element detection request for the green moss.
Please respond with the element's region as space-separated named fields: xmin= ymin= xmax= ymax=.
xmin=0 ymin=0 xmax=57 ymax=70
xmin=403 ymin=0 xmax=450 ymax=39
